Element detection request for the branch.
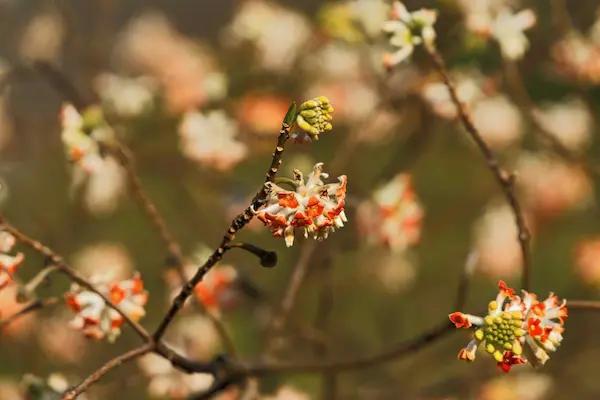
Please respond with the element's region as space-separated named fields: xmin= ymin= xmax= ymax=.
xmin=426 ymin=48 xmax=532 ymax=291
xmin=0 ymin=215 xmax=152 ymax=342
xmin=0 ymin=297 xmax=59 ymax=331
xmin=153 ymin=112 xmax=295 ymax=342
xmin=61 ymin=343 xmax=153 ymax=400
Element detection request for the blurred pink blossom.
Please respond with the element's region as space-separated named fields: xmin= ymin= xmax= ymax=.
xmin=178 ymin=110 xmax=247 ymax=171
xmin=37 ymin=311 xmax=89 ymax=365
xmin=471 ymin=95 xmax=523 ymax=149
xmin=237 ymin=93 xmax=292 ymax=136
xmin=357 ymin=173 xmax=424 ymax=253
xmin=478 ymin=372 xmax=553 ymax=400
xmin=222 ymin=0 xmax=311 ymax=73
xmin=533 ymin=98 xmax=593 ymax=152
xmin=0 ymin=285 xmax=37 ymax=339
xmin=574 ymin=236 xmax=600 ymax=286
xmin=116 ymin=11 xmax=226 ymax=113
xmin=71 ymin=242 xmax=134 ymax=282
xmin=516 ymin=153 xmax=593 ymax=219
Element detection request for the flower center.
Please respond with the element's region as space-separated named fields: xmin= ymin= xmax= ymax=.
xmin=474 ymin=304 xmax=525 ymax=362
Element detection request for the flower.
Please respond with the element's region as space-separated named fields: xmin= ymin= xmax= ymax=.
xmin=0 ymin=285 xmax=37 ymax=338
xmin=552 ymin=31 xmax=600 ymax=84
xmin=71 ymin=242 xmax=134 ymax=281
xmin=479 ymin=372 xmax=553 ymax=400
xmin=473 ymin=202 xmax=529 ymax=278
xmin=255 ymin=162 xmax=348 ymax=247
xmin=261 ymin=386 xmax=311 ymax=400
xmin=533 ymin=98 xmax=593 ymax=152
xmin=164 ymin=245 xmax=239 ymax=313
xmin=60 ymin=103 xmax=106 ymax=172
xmin=574 ymin=236 xmax=600 ymax=285
xmin=178 ymin=110 xmax=248 ymax=171
xmin=65 ymin=273 xmax=148 ymax=342
xmin=317 ymin=0 xmax=390 ymax=43
xmin=382 ymin=1 xmax=437 ymax=69
xmin=465 ymin=5 xmax=536 ymax=60
xmin=471 ymin=94 xmax=523 ymax=149
xmin=94 ymin=73 xmax=157 ymax=117
xmin=116 ymin=11 xmax=226 ymax=113
xmin=516 ymin=153 xmax=593 ymax=219
xmin=0 ymin=231 xmax=24 ymax=290
xmin=356 ymin=174 xmax=423 ymax=253
xmin=294 ymin=96 xmax=334 ymax=141
xmin=449 ymin=280 xmax=567 ymax=371
xmin=37 ymin=311 xmax=89 ymax=365
xmin=222 ymin=0 xmax=311 ymax=73
xmin=491 ymin=8 xmax=536 ymax=60
xmin=237 ymin=93 xmax=293 ymax=136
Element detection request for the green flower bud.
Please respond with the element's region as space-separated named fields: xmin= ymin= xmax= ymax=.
xmin=296 ymin=96 xmax=334 ymax=140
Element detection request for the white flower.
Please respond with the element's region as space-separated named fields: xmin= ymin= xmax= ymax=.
xmin=382 ymin=2 xmax=438 ymax=68
xmin=0 ymin=231 xmax=24 ymax=290
xmin=65 ymin=273 xmax=148 ymax=342
xmin=450 ymin=280 xmax=567 ymax=370
xmin=178 ymin=110 xmax=247 ymax=171
xmin=491 ymin=8 xmax=536 ymax=60
xmin=473 ymin=202 xmax=524 ymax=278
xmin=533 ymin=98 xmax=593 ymax=152
xmin=95 ymin=73 xmax=157 ymax=117
xmin=70 ymin=155 xmax=128 ymax=216
xmin=256 ymin=163 xmax=348 ymax=247
xmin=222 ymin=0 xmax=311 ymax=73
xmin=357 ymin=173 xmax=424 ymax=253
xmin=471 ymin=94 xmax=523 ymax=149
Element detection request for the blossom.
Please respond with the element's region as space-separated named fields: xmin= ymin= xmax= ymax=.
xmin=0 ymin=231 xmax=24 ymax=290
xmin=533 ymin=98 xmax=593 ymax=152
xmin=237 ymin=93 xmax=292 ymax=136
xmin=222 ymin=0 xmax=311 ymax=73
xmin=382 ymin=1 xmax=438 ymax=68
xmin=516 ymin=153 xmax=593 ymax=219
xmin=65 ymin=273 xmax=148 ymax=342
xmin=449 ymin=280 xmax=567 ymax=371
xmin=473 ymin=202 xmax=529 ymax=278
xmin=261 ymin=386 xmax=311 ymax=400
xmin=294 ymin=96 xmax=334 ymax=140
xmin=94 ymin=73 xmax=157 ymax=117
xmin=70 ymin=154 xmax=128 ymax=216
xmin=165 ymin=245 xmax=239 ymax=313
xmin=317 ymin=0 xmax=390 ymax=43
xmin=552 ymin=32 xmax=600 ymax=84
xmin=37 ymin=311 xmax=89 ymax=365
xmin=463 ymin=3 xmax=536 ymax=60
xmin=479 ymin=372 xmax=553 ymax=400
xmin=60 ymin=103 xmax=106 ymax=172
xmin=178 ymin=110 xmax=248 ymax=171
xmin=356 ymin=174 xmax=423 ymax=253
xmin=255 ymin=163 xmax=347 ymax=247
xmin=18 ymin=8 xmax=64 ymax=62
xmin=71 ymin=242 xmax=134 ymax=281
xmin=471 ymin=95 xmax=523 ymax=149
xmin=116 ymin=11 xmax=226 ymax=112
xmin=0 ymin=285 xmax=37 ymax=338
xmin=574 ymin=236 xmax=600 ymax=285
xmin=138 ymin=353 xmax=214 ymax=399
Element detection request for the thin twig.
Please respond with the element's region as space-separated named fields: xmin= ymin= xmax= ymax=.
xmin=153 ymin=118 xmax=294 ymax=342
xmin=427 ymin=48 xmax=532 ymax=291
xmin=61 ymin=343 xmax=153 ymax=400
xmin=0 ymin=215 xmax=152 ymax=341
xmin=0 ymin=297 xmax=59 ymax=331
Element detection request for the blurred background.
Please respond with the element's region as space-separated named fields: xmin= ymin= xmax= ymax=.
xmin=1 ymin=0 xmax=600 ymax=399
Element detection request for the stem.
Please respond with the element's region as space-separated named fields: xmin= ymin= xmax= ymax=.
xmin=61 ymin=343 xmax=153 ymax=400
xmin=427 ymin=47 xmax=532 ymax=291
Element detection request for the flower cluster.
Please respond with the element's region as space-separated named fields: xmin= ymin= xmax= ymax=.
xmin=255 ymin=163 xmax=347 ymax=247
xmin=65 ymin=273 xmax=148 ymax=342
xmin=294 ymin=96 xmax=334 ymax=141
xmin=382 ymin=1 xmax=437 ymax=69
xmin=357 ymin=174 xmax=423 ymax=253
xmin=0 ymin=231 xmax=24 ymax=290
xmin=449 ymin=281 xmax=567 ymax=372
xmin=60 ymin=103 xmax=111 ymax=172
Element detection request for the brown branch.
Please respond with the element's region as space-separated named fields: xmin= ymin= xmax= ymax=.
xmin=153 ymin=118 xmax=294 ymax=342
xmin=61 ymin=343 xmax=153 ymax=400
xmin=0 ymin=297 xmax=59 ymax=331
xmin=0 ymin=215 xmax=152 ymax=342
xmin=426 ymin=48 xmax=532 ymax=291
xmin=501 ymin=58 xmax=600 ymax=177
xmin=568 ymin=300 xmax=600 ymax=310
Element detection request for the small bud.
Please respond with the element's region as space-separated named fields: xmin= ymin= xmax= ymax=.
xmin=296 ymin=96 xmax=334 ymax=140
